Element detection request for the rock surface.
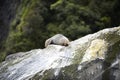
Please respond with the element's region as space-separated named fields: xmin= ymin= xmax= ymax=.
xmin=0 ymin=26 xmax=120 ymax=80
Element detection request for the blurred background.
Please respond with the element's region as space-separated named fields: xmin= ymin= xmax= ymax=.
xmin=0 ymin=0 xmax=120 ymax=62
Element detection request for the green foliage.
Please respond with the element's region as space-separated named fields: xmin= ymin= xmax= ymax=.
xmin=0 ymin=0 xmax=120 ymax=62
xmin=0 ymin=52 xmax=6 ymax=62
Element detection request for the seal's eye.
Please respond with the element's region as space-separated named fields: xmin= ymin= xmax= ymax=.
xmin=50 ymin=40 xmax=54 ymax=44
xmin=65 ymin=44 xmax=68 ymax=46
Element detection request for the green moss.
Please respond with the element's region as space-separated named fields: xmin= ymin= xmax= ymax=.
xmin=105 ymin=34 xmax=120 ymax=44
xmin=102 ymin=43 xmax=120 ymax=80
xmin=31 ymin=64 xmax=79 ymax=80
xmin=105 ymin=40 xmax=120 ymax=63
xmin=62 ymin=64 xmax=78 ymax=76
xmin=31 ymin=69 xmax=56 ymax=80
xmin=72 ymin=44 xmax=89 ymax=64
xmin=0 ymin=52 xmax=6 ymax=62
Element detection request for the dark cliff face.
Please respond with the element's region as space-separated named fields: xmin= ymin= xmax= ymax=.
xmin=0 ymin=0 xmax=21 ymax=47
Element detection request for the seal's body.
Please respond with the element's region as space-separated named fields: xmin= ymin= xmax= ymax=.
xmin=45 ymin=34 xmax=69 ymax=47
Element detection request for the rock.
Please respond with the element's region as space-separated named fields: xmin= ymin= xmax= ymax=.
xmin=0 ymin=26 xmax=120 ymax=80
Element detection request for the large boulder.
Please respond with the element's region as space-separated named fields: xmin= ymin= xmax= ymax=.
xmin=0 ymin=26 xmax=120 ymax=80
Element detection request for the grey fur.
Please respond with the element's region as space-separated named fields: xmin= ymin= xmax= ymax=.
xmin=45 ymin=34 xmax=70 ymax=47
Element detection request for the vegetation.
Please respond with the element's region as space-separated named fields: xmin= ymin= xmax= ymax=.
xmin=0 ymin=0 xmax=120 ymax=62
